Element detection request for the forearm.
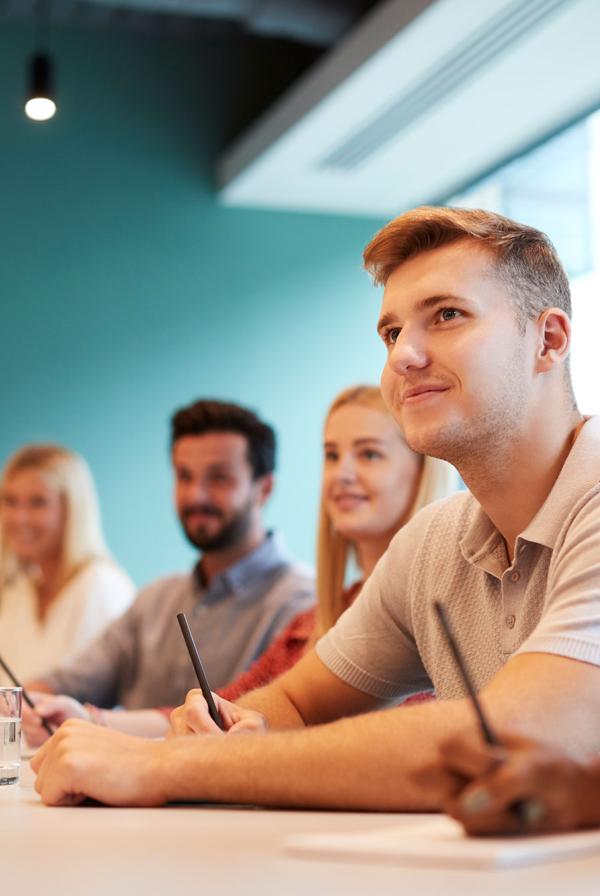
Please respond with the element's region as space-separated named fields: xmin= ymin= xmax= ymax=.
xmin=102 ymin=709 xmax=170 ymax=738
xmin=237 ymin=680 xmax=306 ymax=729
xmin=234 ymin=650 xmax=377 ymax=730
xmin=483 ymin=653 xmax=600 ymax=758
xmin=158 ymin=699 xmax=475 ymax=810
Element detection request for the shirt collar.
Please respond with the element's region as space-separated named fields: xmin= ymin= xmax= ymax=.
xmin=459 ymin=416 xmax=600 ymax=569
xmin=459 ymin=505 xmax=507 ymax=577
xmin=194 ymin=531 xmax=290 ymax=603
xmin=521 ymin=416 xmax=600 ymax=549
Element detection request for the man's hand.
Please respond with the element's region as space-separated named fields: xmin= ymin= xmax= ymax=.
xmin=168 ymin=689 xmax=267 ymax=737
xmin=437 ymin=731 xmax=600 ymax=834
xmin=22 ymin=693 xmax=91 ymax=747
xmin=30 ymin=719 xmax=168 ymax=806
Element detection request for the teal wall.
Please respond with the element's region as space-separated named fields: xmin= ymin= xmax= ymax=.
xmin=0 ymin=23 xmax=386 ymax=585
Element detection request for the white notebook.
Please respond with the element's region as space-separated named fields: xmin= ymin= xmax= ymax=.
xmin=285 ymin=816 xmax=600 ymax=870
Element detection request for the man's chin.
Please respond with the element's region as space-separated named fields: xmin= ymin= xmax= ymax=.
xmin=182 ymin=524 xmax=223 ymax=551
xmin=402 ymin=420 xmax=459 ymax=461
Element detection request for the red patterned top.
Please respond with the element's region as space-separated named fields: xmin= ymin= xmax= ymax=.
xmin=218 ymin=580 xmax=364 ymax=701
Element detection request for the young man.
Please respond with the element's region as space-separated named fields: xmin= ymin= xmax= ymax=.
xmin=23 ymin=399 xmax=314 ymax=743
xmin=31 ymin=207 xmax=600 ymax=810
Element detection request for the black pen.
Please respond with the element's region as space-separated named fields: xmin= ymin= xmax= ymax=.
xmin=176 ymin=612 xmax=225 ymax=730
xmin=0 ymin=654 xmax=54 ymax=737
xmin=434 ymin=601 xmax=532 ymax=827
xmin=434 ymin=602 xmax=498 ymax=746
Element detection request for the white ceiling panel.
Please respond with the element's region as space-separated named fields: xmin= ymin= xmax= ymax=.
xmin=218 ymin=0 xmax=600 ymax=216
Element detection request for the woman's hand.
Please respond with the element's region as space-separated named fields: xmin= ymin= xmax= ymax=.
xmin=168 ymin=689 xmax=267 ymax=737
xmin=22 ymin=693 xmax=91 ymax=747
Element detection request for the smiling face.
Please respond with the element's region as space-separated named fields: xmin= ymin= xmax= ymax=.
xmin=323 ymin=403 xmax=422 ymax=543
xmin=378 ymin=242 xmax=537 ymax=465
xmin=1 ymin=468 xmax=66 ymax=566
xmin=173 ymin=433 xmax=268 ymax=552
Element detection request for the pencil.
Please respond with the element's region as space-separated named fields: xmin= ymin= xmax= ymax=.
xmin=176 ymin=612 xmax=225 ymax=730
xmin=434 ymin=600 xmax=532 ymax=827
xmin=434 ymin=601 xmax=498 ymax=746
xmin=0 ymin=654 xmax=54 ymax=737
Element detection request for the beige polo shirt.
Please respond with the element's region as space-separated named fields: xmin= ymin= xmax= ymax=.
xmin=317 ymin=416 xmax=600 ymax=701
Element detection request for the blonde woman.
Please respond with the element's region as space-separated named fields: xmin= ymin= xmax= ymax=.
xmin=0 ymin=444 xmax=134 ymax=684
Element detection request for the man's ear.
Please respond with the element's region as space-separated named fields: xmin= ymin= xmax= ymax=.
xmin=255 ymin=472 xmax=274 ymax=506
xmin=534 ymin=308 xmax=571 ymax=373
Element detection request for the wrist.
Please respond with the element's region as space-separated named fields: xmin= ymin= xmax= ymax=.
xmin=145 ymin=739 xmax=184 ymax=804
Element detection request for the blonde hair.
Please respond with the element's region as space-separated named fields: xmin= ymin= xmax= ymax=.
xmin=0 ymin=444 xmax=110 ymax=592
xmin=315 ymin=386 xmax=456 ymax=634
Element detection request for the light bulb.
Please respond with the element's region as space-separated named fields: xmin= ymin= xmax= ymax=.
xmin=25 ymin=96 xmax=56 ymax=121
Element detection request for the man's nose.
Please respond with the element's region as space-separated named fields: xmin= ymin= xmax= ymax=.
xmin=387 ymin=327 xmax=429 ymax=374
xmin=184 ymin=479 xmax=209 ymax=504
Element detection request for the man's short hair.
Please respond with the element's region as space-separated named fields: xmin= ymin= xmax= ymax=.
xmin=363 ymin=206 xmax=571 ymax=330
xmin=171 ymin=400 xmax=276 ymax=479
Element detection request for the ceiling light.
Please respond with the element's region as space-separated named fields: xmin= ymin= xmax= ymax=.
xmin=25 ymin=53 xmax=56 ymax=122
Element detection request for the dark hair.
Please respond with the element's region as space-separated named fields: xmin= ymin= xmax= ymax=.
xmin=363 ymin=206 xmax=571 ymax=330
xmin=170 ymin=399 xmax=276 ymax=478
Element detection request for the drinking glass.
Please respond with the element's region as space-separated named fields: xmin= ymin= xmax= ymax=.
xmin=0 ymin=687 xmax=22 ymax=785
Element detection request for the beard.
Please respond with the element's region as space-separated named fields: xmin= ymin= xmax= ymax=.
xmin=180 ymin=499 xmax=254 ymax=552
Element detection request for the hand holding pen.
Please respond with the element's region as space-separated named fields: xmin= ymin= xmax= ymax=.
xmin=0 ymin=654 xmax=54 ymax=737
xmin=434 ymin=602 xmax=544 ymax=834
xmin=171 ymin=612 xmax=266 ymax=737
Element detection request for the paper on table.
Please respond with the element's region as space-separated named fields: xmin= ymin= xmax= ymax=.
xmin=285 ymin=816 xmax=600 ymax=870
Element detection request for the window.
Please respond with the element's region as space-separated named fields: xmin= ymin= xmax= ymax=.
xmin=448 ymin=110 xmax=600 ymax=413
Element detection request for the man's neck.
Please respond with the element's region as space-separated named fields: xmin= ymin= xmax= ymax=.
xmin=458 ymin=410 xmax=585 ymax=565
xmin=199 ymin=528 xmax=267 ymax=587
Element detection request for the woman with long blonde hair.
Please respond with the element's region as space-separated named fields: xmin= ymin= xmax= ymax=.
xmin=0 ymin=444 xmax=134 ymax=684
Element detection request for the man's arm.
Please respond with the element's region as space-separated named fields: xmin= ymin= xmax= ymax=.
xmin=238 ymin=650 xmax=382 ymax=724
xmin=169 ymin=649 xmax=384 ymax=735
xmin=33 ymin=649 xmax=600 ymax=808
xmin=22 ymin=696 xmax=169 ymax=745
xmin=27 ymin=601 xmax=139 ymax=706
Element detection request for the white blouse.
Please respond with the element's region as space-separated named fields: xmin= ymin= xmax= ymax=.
xmin=0 ymin=560 xmax=135 ymax=684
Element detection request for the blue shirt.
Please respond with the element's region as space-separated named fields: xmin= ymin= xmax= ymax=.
xmin=43 ymin=532 xmax=315 ymax=708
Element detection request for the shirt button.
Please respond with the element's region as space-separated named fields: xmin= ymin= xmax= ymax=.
xmin=506 ymin=614 xmax=516 ymax=629
xmin=511 ymin=571 xmax=520 ymax=582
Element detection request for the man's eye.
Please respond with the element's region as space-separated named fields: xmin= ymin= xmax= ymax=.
xmin=439 ymin=308 xmax=460 ymax=322
xmin=386 ymin=327 xmax=401 ymax=345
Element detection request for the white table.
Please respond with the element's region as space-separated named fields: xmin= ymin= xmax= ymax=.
xmin=3 ymin=763 xmax=600 ymax=895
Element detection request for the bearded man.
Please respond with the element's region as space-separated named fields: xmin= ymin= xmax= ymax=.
xmin=23 ymin=399 xmax=314 ymax=740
